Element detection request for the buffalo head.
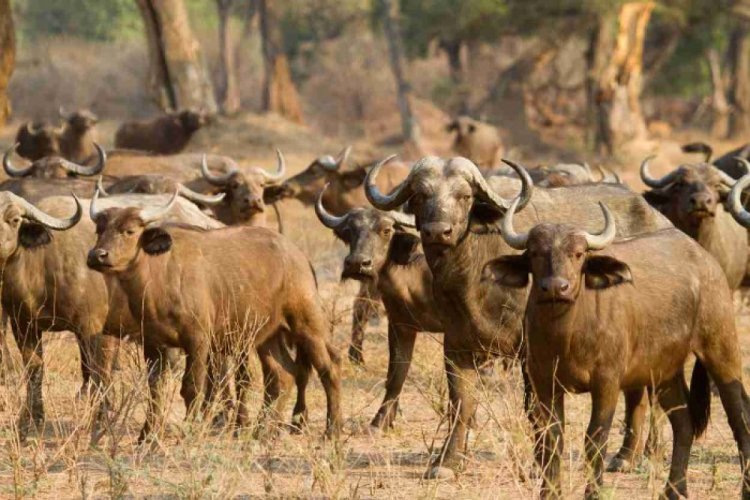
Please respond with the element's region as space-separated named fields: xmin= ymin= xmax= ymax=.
xmin=641 ymin=156 xmax=741 ymax=231
xmin=266 ymin=146 xmax=353 ymax=205
xmin=200 ymin=150 xmax=285 ymax=222
xmin=60 ymin=107 xmax=98 ymax=133
xmin=483 ymin=197 xmax=625 ymax=304
xmin=315 ymin=183 xmax=415 ymax=281
xmin=87 ymin=187 xmax=178 ymax=273
xmin=364 ymin=155 xmax=532 ymax=248
xmin=15 ymin=121 xmax=64 ymax=161
xmin=177 ymin=109 xmax=208 ymax=134
xmin=0 ymin=191 xmax=83 ymax=260
xmin=3 ymin=142 xmax=106 ymax=179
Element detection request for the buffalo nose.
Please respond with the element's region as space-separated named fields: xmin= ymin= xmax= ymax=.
xmin=690 ymin=193 xmax=714 ymax=211
xmin=422 ymin=222 xmax=453 ymax=244
xmin=87 ymin=248 xmax=108 ymax=267
xmin=540 ymin=277 xmax=571 ymax=296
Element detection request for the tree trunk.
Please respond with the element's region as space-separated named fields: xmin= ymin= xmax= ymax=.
xmin=707 ymin=48 xmax=731 ymax=138
xmin=439 ymin=38 xmax=463 ymax=83
xmin=258 ymin=0 xmax=303 ymax=124
xmin=728 ymin=22 xmax=750 ymax=137
xmin=0 ymin=0 xmax=15 ymax=126
xmin=234 ymin=0 xmax=258 ymax=78
xmin=216 ymin=0 xmax=240 ymax=114
xmin=379 ymin=0 xmax=421 ymax=153
xmin=136 ymin=0 xmax=217 ymax=113
xmin=588 ymin=2 xmax=654 ymax=154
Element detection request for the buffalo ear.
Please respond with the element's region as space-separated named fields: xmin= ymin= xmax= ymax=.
xmin=18 ymin=222 xmax=51 ymax=248
xmin=643 ymin=189 xmax=671 ymax=208
xmin=141 ymin=227 xmax=172 ymax=255
xmin=584 ymin=255 xmax=632 ymax=289
xmin=388 ymin=232 xmax=421 ymax=265
xmin=468 ymin=123 xmax=477 ymax=133
xmin=340 ymin=168 xmax=367 ymax=189
xmin=469 ymin=201 xmax=503 ymax=228
xmin=482 ymin=254 xmax=529 ymax=288
xmin=446 ymin=121 xmax=458 ymax=132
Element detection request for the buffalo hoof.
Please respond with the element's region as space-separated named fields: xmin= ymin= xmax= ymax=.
xmin=606 ymin=456 xmax=632 ymax=473
xmin=288 ymin=412 xmax=307 ymax=434
xmin=423 ymin=465 xmax=456 ymax=481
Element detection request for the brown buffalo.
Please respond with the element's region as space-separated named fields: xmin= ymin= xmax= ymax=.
xmin=87 ymin=191 xmax=341 ymax=440
xmin=59 ymin=108 xmax=99 ymax=164
xmin=14 ymin=121 xmax=63 ymax=161
xmin=641 ymin=157 xmax=748 ymax=288
xmin=114 ymin=109 xmax=209 ymax=155
xmin=315 ymin=186 xmax=441 ymax=430
xmin=95 ymin=175 xmax=226 ymax=212
xmin=267 ymin=146 xmax=411 ymax=364
xmin=682 ymin=141 xmax=750 ymax=180
xmin=484 ymin=199 xmax=750 ymax=499
xmin=3 ymin=142 xmax=106 ymax=179
xmin=446 ymin=116 xmax=503 ymax=171
xmin=364 ymin=156 xmax=673 ymax=479
xmin=2 ymin=191 xmax=223 ymax=439
xmin=188 ymin=151 xmax=286 ymax=227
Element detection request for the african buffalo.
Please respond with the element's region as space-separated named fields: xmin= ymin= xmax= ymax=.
xmin=2 ymin=191 xmax=223 ymax=439
xmin=59 ymin=108 xmax=99 ymax=164
xmin=3 ymin=142 xmax=106 ymax=179
xmin=484 ymin=199 xmax=750 ymax=499
xmin=267 ymin=146 xmax=411 ymax=363
xmin=364 ymin=156 xmax=673 ymax=479
xmin=641 ymin=156 xmax=748 ymax=288
xmin=315 ymin=185 xmax=441 ymax=430
xmin=87 ymin=190 xmax=341 ymax=440
xmin=189 ymin=151 xmax=286 ymax=227
xmin=682 ymin=141 xmax=750 ymax=180
xmin=446 ymin=116 xmax=503 ymax=171
xmin=14 ymin=121 xmax=63 ymax=161
xmin=114 ymin=109 xmax=209 ymax=155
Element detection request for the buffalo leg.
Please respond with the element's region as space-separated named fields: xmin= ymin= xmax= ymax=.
xmin=299 ymin=335 xmax=342 ymax=438
xmin=255 ymin=336 xmax=295 ymax=436
xmin=424 ymin=347 xmax=479 ymax=479
xmin=90 ymin=333 xmax=118 ymax=445
xmin=348 ymin=282 xmax=378 ymax=365
xmin=584 ymin=382 xmax=619 ymax=499
xmin=15 ymin=325 xmax=45 ymax=440
xmin=235 ymin=355 xmax=253 ymax=429
xmin=655 ymin=374 xmax=693 ymax=499
xmin=531 ymin=377 xmax=565 ymax=499
xmin=608 ymin=387 xmax=647 ymax=472
xmin=371 ymin=324 xmax=417 ymax=431
xmin=291 ymin=343 xmax=311 ymax=432
xmin=75 ymin=333 xmax=94 ymax=397
xmin=138 ymin=344 xmax=169 ymax=443
xmin=180 ymin=334 xmax=210 ymax=422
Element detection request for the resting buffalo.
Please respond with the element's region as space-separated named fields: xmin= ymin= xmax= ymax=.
xmin=114 ymin=109 xmax=208 ymax=154
xmin=446 ymin=116 xmax=503 ymax=171
xmin=527 ymin=162 xmax=621 ymax=187
xmin=3 ymin=142 xmax=106 ymax=179
xmin=59 ymin=108 xmax=99 ymax=164
xmin=641 ymin=156 xmax=748 ymax=288
xmin=14 ymin=121 xmax=63 ymax=161
xmin=2 ymin=191 xmax=223 ymax=439
xmin=682 ymin=141 xmax=750 ymax=180
xmin=315 ymin=186 xmax=441 ymax=430
xmin=484 ymin=199 xmax=750 ymax=499
xmin=364 ymin=156 xmax=673 ymax=479
xmin=87 ymin=190 xmax=341 ymax=439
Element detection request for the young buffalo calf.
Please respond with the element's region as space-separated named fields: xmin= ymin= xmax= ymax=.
xmin=87 ymin=189 xmax=341 ymax=440
xmin=314 ymin=185 xmax=442 ymax=430
xmin=484 ymin=198 xmax=750 ymax=499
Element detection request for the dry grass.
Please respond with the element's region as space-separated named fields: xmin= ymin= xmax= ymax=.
xmin=1 ymin=201 xmax=750 ymax=499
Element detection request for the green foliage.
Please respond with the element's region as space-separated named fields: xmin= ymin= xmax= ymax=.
xmin=398 ymin=0 xmax=508 ymax=56
xmin=281 ymin=0 xmax=370 ymax=57
xmin=16 ymin=0 xmax=141 ymax=41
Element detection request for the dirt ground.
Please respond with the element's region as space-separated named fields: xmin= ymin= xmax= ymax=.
xmin=1 ymin=115 xmax=750 ymax=499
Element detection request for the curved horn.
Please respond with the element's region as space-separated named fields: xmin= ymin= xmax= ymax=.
xmin=494 ymin=158 xmax=533 ymax=212
xmin=640 ymin=156 xmax=681 ymax=188
xmin=260 ymin=149 xmax=286 ymax=182
xmin=735 ymin=157 xmax=750 ymax=179
xmin=728 ymin=173 xmax=750 ymax=227
xmin=3 ymin=143 xmax=34 ymax=177
xmin=90 ymin=185 xmax=104 ymax=221
xmin=582 ymin=203 xmax=616 ymax=250
xmin=25 ymin=122 xmax=40 ymax=135
xmin=314 ymin=183 xmax=348 ymax=229
xmin=364 ymin=155 xmax=414 ymax=210
xmin=96 ymin=176 xmax=110 ymax=196
xmin=386 ymin=210 xmax=416 ymax=227
xmin=59 ymin=143 xmax=106 ymax=176
xmin=15 ymin=191 xmax=82 ymax=230
xmin=336 ymin=145 xmax=352 ymax=167
xmin=139 ymin=190 xmax=179 ymax=224
xmin=177 ymin=184 xmax=226 ymax=206
xmin=500 ymin=196 xmax=529 ymax=250
xmin=200 ymin=154 xmax=237 ymax=186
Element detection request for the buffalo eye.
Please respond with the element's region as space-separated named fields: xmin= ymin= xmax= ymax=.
xmin=124 ymin=228 xmax=137 ymax=236
xmin=382 ymin=227 xmax=392 ymax=237
xmin=9 ymin=216 xmax=21 ymax=227
xmin=575 ymin=251 xmax=584 ymax=259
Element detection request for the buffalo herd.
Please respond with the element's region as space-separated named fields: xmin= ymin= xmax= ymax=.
xmin=5 ymin=108 xmax=750 ymax=498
